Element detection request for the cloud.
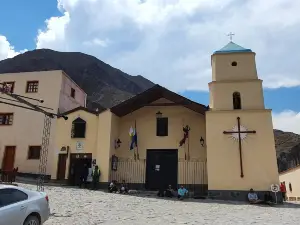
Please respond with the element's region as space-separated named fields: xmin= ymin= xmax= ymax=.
xmin=34 ymin=0 xmax=300 ymax=92
xmin=273 ymin=110 xmax=300 ymax=134
xmin=0 ymin=35 xmax=27 ymax=60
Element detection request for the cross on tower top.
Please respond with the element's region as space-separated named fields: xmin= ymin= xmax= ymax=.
xmin=227 ymin=32 xmax=235 ymax=41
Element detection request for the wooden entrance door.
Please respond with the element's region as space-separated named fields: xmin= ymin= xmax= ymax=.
xmin=145 ymin=149 xmax=178 ymax=190
xmin=2 ymin=146 xmax=16 ymax=172
xmin=57 ymin=154 xmax=68 ymax=180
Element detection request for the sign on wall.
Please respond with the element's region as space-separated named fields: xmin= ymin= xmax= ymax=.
xmin=76 ymin=141 xmax=84 ymax=150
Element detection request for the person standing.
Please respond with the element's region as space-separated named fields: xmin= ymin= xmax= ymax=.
xmin=280 ymin=182 xmax=287 ymax=201
xmin=92 ymin=165 xmax=101 ymax=190
xmin=79 ymin=164 xmax=89 ymax=188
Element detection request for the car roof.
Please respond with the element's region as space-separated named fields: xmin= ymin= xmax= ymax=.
xmin=0 ymin=184 xmax=29 ymax=192
xmin=0 ymin=184 xmax=18 ymax=189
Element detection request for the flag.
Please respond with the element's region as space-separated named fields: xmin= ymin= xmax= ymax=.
xmin=129 ymin=125 xmax=138 ymax=150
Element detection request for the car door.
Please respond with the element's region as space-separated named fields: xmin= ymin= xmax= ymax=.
xmin=0 ymin=188 xmax=29 ymax=225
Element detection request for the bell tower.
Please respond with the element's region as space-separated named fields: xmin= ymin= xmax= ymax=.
xmin=205 ymin=41 xmax=280 ymax=201
xmin=209 ymin=42 xmax=265 ymax=111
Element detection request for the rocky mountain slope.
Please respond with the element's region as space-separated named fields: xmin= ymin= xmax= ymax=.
xmin=275 ymin=129 xmax=300 ymax=172
xmin=0 ymin=49 xmax=298 ymax=172
xmin=0 ymin=49 xmax=155 ymax=108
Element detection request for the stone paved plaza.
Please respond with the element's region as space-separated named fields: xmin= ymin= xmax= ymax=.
xmin=19 ymin=184 xmax=300 ymax=225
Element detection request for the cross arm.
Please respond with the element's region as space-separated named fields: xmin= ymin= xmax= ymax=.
xmin=223 ymin=130 xmax=256 ymax=134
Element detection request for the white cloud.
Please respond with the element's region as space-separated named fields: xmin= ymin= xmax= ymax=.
xmin=36 ymin=12 xmax=70 ymax=50
xmin=273 ymin=110 xmax=300 ymax=134
xmin=0 ymin=36 xmax=27 ymax=60
xmin=33 ymin=0 xmax=300 ymax=92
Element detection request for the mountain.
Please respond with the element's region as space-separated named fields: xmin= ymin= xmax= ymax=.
xmin=0 ymin=49 xmax=299 ymax=172
xmin=275 ymin=129 xmax=300 ymax=172
xmin=0 ymin=49 xmax=155 ymax=108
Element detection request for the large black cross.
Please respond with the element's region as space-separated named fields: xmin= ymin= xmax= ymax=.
xmin=223 ymin=117 xmax=256 ymax=178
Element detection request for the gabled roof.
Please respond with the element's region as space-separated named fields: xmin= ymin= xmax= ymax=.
xmin=58 ymin=106 xmax=106 ymax=117
xmin=110 ymin=85 xmax=208 ymax=117
xmin=214 ymin=42 xmax=252 ymax=54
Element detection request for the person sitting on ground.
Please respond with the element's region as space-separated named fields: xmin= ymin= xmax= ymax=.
xmin=248 ymin=188 xmax=264 ymax=204
xmin=264 ymin=191 xmax=275 ymax=205
xmin=120 ymin=180 xmax=128 ymax=194
xmin=109 ymin=180 xmax=118 ymax=193
xmin=177 ymin=185 xmax=188 ymax=200
xmin=165 ymin=185 xmax=175 ymax=198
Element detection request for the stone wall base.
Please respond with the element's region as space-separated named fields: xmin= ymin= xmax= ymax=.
xmin=208 ymin=190 xmax=283 ymax=203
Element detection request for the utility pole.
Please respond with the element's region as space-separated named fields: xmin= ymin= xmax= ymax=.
xmin=0 ymin=82 xmax=68 ymax=191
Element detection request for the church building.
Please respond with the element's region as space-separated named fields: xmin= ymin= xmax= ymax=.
xmin=51 ymin=42 xmax=280 ymax=201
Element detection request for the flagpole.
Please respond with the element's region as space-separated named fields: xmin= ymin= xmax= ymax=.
xmin=188 ymin=130 xmax=190 ymax=161
xmin=130 ymin=112 xmax=136 ymax=161
xmin=183 ymin=119 xmax=187 ymax=161
xmin=135 ymin=120 xmax=139 ymax=160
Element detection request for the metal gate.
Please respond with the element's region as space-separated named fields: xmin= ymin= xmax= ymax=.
xmin=110 ymin=158 xmax=207 ymax=195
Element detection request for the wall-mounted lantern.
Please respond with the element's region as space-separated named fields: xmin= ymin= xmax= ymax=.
xmin=200 ymin=137 xmax=205 ymax=147
xmin=156 ymin=111 xmax=163 ymax=118
xmin=114 ymin=139 xmax=122 ymax=149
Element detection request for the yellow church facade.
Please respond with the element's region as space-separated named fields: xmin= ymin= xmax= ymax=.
xmin=51 ymin=87 xmax=208 ymax=195
xmin=51 ymin=42 xmax=280 ymax=201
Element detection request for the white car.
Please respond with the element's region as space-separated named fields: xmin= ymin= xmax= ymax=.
xmin=0 ymin=184 xmax=50 ymax=225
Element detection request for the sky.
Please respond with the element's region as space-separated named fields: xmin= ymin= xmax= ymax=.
xmin=0 ymin=0 xmax=299 ymax=134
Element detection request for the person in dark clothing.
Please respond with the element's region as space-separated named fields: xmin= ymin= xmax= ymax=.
xmin=264 ymin=192 xmax=274 ymax=204
xmin=157 ymin=184 xmax=166 ymax=197
xmin=92 ymin=165 xmax=100 ymax=190
xmin=120 ymin=180 xmax=128 ymax=194
xmin=109 ymin=180 xmax=118 ymax=193
xmin=79 ymin=164 xmax=89 ymax=188
xmin=165 ymin=185 xmax=174 ymax=198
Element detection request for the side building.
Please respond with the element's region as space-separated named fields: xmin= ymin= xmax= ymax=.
xmin=279 ymin=166 xmax=300 ymax=201
xmin=0 ymin=70 xmax=87 ymax=179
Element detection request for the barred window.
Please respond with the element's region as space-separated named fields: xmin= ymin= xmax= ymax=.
xmin=26 ymin=81 xmax=39 ymax=93
xmin=0 ymin=113 xmax=13 ymax=125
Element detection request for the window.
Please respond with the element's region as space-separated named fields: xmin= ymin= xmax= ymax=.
xmin=0 ymin=113 xmax=13 ymax=125
xmin=71 ymin=117 xmax=86 ymax=138
xmin=3 ymin=82 xmax=15 ymax=93
xmin=28 ymin=146 xmax=41 ymax=160
xmin=156 ymin=117 xmax=168 ymax=136
xmin=289 ymin=182 xmax=292 ymax=192
xmin=0 ymin=188 xmax=28 ymax=208
xmin=71 ymin=88 xmax=75 ymax=98
xmin=231 ymin=61 xmax=237 ymax=66
xmin=233 ymin=92 xmax=242 ymax=110
xmin=26 ymin=81 xmax=39 ymax=93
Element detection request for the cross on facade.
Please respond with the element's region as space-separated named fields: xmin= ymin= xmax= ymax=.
xmin=223 ymin=117 xmax=256 ymax=178
xmin=227 ymin=32 xmax=235 ymax=41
